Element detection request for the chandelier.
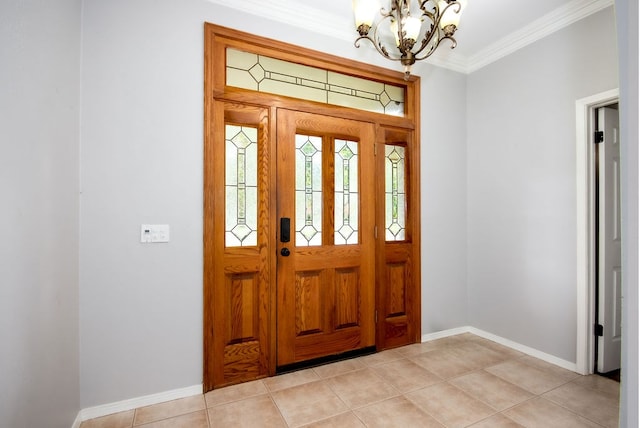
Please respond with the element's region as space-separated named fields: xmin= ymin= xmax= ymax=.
xmin=353 ymin=0 xmax=466 ymax=79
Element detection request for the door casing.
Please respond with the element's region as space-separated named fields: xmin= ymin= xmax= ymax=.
xmin=575 ymin=89 xmax=620 ymax=375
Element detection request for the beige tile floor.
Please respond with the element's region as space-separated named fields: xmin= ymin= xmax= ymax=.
xmin=80 ymin=334 xmax=620 ymax=428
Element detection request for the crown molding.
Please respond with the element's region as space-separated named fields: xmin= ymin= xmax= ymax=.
xmin=206 ymin=0 xmax=354 ymax=42
xmin=427 ymin=50 xmax=469 ymax=74
xmin=466 ymin=0 xmax=615 ymax=73
xmin=206 ymin=0 xmax=614 ymax=75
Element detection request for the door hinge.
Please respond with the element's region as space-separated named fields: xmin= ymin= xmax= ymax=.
xmin=375 ymin=310 xmax=378 ymax=324
xmin=374 ymin=226 xmax=378 ymax=239
xmin=595 ymin=131 xmax=604 ymax=143
xmin=595 ymin=323 xmax=604 ymax=337
xmin=374 ymin=144 xmax=378 ymax=156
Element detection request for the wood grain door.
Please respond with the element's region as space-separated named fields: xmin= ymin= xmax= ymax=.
xmin=375 ymin=127 xmax=420 ymax=350
xmin=276 ymin=109 xmax=376 ymax=367
xmin=204 ymin=101 xmax=275 ymax=390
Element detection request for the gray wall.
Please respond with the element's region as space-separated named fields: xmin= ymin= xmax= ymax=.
xmin=419 ymin=64 xmax=469 ymax=333
xmin=78 ymin=0 xmax=468 ymax=407
xmin=615 ymin=1 xmax=639 ymax=426
xmin=2 ymin=0 xmax=633 ymax=423
xmin=79 ymin=0 xmax=205 ymax=407
xmin=466 ymin=8 xmax=619 ymax=362
xmin=0 ymin=0 xmax=81 ymax=427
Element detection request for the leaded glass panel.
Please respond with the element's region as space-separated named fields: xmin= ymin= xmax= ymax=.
xmin=334 ymin=140 xmax=359 ymax=245
xmin=227 ymin=48 xmax=405 ymax=117
xmin=295 ymin=135 xmax=323 ymax=246
xmin=385 ymin=145 xmax=406 ymax=241
xmin=225 ymin=125 xmax=258 ymax=247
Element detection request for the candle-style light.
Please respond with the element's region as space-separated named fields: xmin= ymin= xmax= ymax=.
xmin=354 ymin=0 xmax=466 ymax=79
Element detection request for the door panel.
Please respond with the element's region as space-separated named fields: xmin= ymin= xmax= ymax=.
xmin=597 ymin=106 xmax=622 ymax=373
xmin=204 ymin=102 xmax=274 ymax=389
xmin=276 ymin=109 xmax=376 ymax=367
xmin=376 ymin=127 xmax=419 ymax=350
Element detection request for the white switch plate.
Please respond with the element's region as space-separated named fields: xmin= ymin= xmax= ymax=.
xmin=140 ymin=224 xmax=170 ymax=243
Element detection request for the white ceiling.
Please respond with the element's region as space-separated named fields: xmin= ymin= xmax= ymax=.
xmin=208 ymin=0 xmax=614 ymax=73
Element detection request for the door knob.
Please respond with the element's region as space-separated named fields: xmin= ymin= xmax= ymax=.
xmin=280 ymin=248 xmax=291 ymax=256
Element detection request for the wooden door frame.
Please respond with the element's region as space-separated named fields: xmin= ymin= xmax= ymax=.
xmin=203 ymin=23 xmax=421 ymax=391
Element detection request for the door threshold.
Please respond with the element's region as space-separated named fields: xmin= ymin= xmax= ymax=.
xmin=276 ymin=346 xmax=377 ymax=375
xmin=597 ymin=369 xmax=621 ymax=383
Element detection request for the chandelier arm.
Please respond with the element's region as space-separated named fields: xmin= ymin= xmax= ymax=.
xmin=376 ymin=12 xmax=405 ymax=61
xmin=413 ymin=1 xmax=461 ymax=57
xmin=414 ymin=34 xmax=457 ymax=62
xmin=417 ymin=0 xmax=437 ymax=21
xmin=433 ymin=1 xmax=462 ymax=25
xmin=414 ymin=21 xmax=438 ymax=55
xmin=355 ymin=36 xmax=395 ymax=61
xmin=381 ymin=2 xmax=396 ymax=18
xmin=390 ymin=0 xmax=412 ymax=57
xmin=418 ymin=0 xmax=462 ymax=31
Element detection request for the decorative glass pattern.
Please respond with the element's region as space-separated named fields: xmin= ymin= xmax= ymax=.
xmin=385 ymin=145 xmax=406 ymax=241
xmin=225 ymin=125 xmax=258 ymax=247
xmin=295 ymin=135 xmax=323 ymax=246
xmin=227 ymin=48 xmax=405 ymax=117
xmin=335 ymin=140 xmax=359 ymax=245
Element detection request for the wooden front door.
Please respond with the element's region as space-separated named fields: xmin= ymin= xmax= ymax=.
xmin=275 ymin=110 xmax=376 ymax=367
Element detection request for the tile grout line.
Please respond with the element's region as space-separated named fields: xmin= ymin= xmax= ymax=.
xmin=265 ymin=390 xmax=291 ymax=427
xmin=534 ymin=395 xmax=609 ymax=428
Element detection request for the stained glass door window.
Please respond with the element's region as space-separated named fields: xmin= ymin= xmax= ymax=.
xmin=295 ymin=135 xmax=323 ymax=246
xmin=335 ymin=140 xmax=359 ymax=245
xmin=294 ymin=136 xmax=361 ymax=246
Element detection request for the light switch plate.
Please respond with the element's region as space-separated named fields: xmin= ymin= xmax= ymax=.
xmin=140 ymin=224 xmax=170 ymax=243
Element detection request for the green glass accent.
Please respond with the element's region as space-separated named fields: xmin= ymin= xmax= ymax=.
xmin=301 ymin=140 xmax=319 ymax=156
xmin=339 ymin=144 xmax=354 ymax=160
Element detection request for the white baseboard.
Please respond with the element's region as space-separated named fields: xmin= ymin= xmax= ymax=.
xmin=71 ymin=413 xmax=82 ymax=428
xmin=421 ymin=326 xmax=471 ymax=342
xmin=75 ymin=384 xmax=202 ymax=425
xmin=422 ymin=326 xmax=578 ymax=373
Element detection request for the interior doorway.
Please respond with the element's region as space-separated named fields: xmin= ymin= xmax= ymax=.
xmin=575 ymin=89 xmax=621 ymax=377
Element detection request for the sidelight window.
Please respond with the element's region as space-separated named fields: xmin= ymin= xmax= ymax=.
xmin=385 ymin=145 xmax=406 ymax=241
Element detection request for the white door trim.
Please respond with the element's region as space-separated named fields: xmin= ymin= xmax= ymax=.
xmin=575 ymin=88 xmax=619 ymax=375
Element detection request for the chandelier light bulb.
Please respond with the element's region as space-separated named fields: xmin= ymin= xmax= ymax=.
xmin=353 ymin=0 xmax=378 ymax=32
xmin=438 ymin=0 xmax=467 ymax=29
xmin=404 ymin=15 xmax=422 ymax=41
